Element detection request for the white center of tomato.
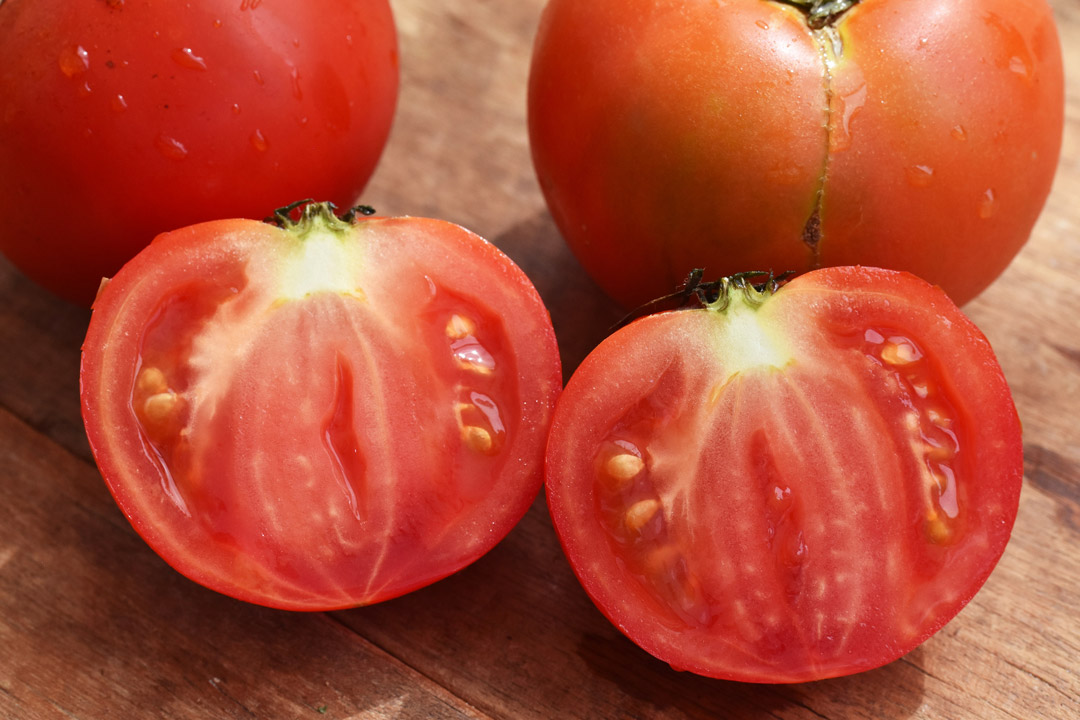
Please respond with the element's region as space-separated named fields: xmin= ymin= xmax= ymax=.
xmin=275 ymin=225 xmax=367 ymax=300
xmin=710 ymin=292 xmax=794 ymax=374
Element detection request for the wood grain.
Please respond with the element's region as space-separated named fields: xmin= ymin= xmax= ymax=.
xmin=2 ymin=0 xmax=1078 ymax=718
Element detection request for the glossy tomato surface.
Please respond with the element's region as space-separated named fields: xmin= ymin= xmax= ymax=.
xmin=0 ymin=0 xmax=398 ymax=305
xmin=528 ymin=0 xmax=1065 ymax=308
xmin=545 ymin=267 xmax=1023 ymax=682
xmin=80 ymin=203 xmax=562 ymax=611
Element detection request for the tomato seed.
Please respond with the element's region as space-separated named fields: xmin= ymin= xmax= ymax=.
xmin=604 ymin=453 xmax=644 ymax=490
xmin=445 ymin=313 xmax=476 ymax=340
xmin=136 ymin=366 xmax=168 ymax=395
xmin=143 ymin=391 xmax=178 ymax=424
xmin=462 ymin=425 xmax=494 ymax=454
xmin=625 ymin=499 xmax=661 ymax=534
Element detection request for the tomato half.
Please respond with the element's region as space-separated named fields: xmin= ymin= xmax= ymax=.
xmin=544 ymin=266 xmax=1022 ymax=682
xmin=0 ymin=0 xmax=398 ymax=305
xmin=528 ymin=0 xmax=1065 ymax=308
xmin=80 ymin=202 xmax=562 ymax=611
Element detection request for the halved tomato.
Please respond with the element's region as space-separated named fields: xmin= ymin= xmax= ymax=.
xmin=81 ymin=202 xmax=562 ymax=611
xmin=544 ymin=266 xmax=1022 ymax=682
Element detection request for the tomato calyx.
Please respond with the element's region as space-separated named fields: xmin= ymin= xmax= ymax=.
xmin=264 ymin=199 xmax=378 ymax=233
xmin=776 ymin=0 xmax=860 ymax=29
xmin=613 ymin=269 xmax=795 ymax=331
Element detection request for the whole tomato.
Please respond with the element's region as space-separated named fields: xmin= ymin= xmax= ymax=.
xmin=528 ymin=0 xmax=1065 ymax=308
xmin=0 ymin=0 xmax=398 ymax=305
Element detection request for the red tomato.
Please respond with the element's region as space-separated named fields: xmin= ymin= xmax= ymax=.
xmin=545 ymin=266 xmax=1023 ymax=682
xmin=80 ymin=202 xmax=562 ymax=610
xmin=528 ymin=0 xmax=1065 ymax=308
xmin=0 ymin=0 xmax=398 ymax=305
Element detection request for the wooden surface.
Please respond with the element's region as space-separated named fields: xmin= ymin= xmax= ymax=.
xmin=2 ymin=0 xmax=1078 ymax=718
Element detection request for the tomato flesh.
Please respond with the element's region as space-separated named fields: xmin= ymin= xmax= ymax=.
xmin=545 ymin=267 xmax=1022 ymax=682
xmin=81 ymin=205 xmax=562 ymax=610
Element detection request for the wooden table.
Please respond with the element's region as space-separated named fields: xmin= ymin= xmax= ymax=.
xmin=2 ymin=1 xmax=1078 ymax=717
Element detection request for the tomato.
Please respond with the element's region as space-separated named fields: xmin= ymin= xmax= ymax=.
xmin=80 ymin=202 xmax=562 ymax=611
xmin=527 ymin=0 xmax=1065 ymax=309
xmin=544 ymin=266 xmax=1023 ymax=682
xmin=0 ymin=0 xmax=398 ymax=306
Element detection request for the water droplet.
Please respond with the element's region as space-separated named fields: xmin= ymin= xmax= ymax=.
xmin=290 ymin=67 xmax=303 ymax=100
xmin=979 ymin=189 xmax=997 ymax=219
xmin=111 ymin=94 xmax=128 ymax=113
xmin=950 ymin=125 xmax=967 ymax=142
xmin=917 ymin=37 xmax=929 ymax=50
xmin=171 ymin=47 xmax=207 ymax=71
xmin=78 ymin=81 xmax=93 ymax=97
xmin=830 ymin=82 xmax=867 ymax=153
xmin=155 ymin=134 xmax=189 ymax=160
xmin=1008 ymin=55 xmax=1030 ymax=78
xmin=250 ymin=129 xmax=268 ymax=152
xmin=755 ymin=19 xmax=769 ymax=30
xmin=213 ymin=18 xmax=223 ymax=28
xmin=231 ymin=103 xmax=242 ymax=115
xmin=905 ymin=165 xmax=934 ymax=188
xmin=58 ymin=45 xmax=90 ymax=77
xmin=252 ymin=69 xmax=265 ymax=86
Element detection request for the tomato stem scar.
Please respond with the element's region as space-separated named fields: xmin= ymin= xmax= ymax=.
xmin=775 ymin=0 xmax=861 ymax=29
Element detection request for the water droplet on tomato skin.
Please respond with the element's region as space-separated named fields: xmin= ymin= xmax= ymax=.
xmin=155 ymin=134 xmax=189 ymax=160
xmin=951 ymin=125 xmax=968 ymax=142
xmin=249 ymin=128 xmax=269 ymax=152
xmin=905 ymin=164 xmax=935 ymax=188
xmin=755 ymin=19 xmax=769 ymax=30
xmin=979 ymin=188 xmax=997 ymax=219
xmin=58 ymin=45 xmax=90 ymax=77
xmin=171 ymin=47 xmax=208 ymax=71
xmin=111 ymin=94 xmax=128 ymax=113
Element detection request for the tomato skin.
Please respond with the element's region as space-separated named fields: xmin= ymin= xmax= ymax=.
xmin=0 ymin=0 xmax=398 ymax=305
xmin=527 ymin=0 xmax=1064 ymax=308
xmin=544 ymin=266 xmax=1022 ymax=682
xmin=80 ymin=204 xmax=562 ymax=610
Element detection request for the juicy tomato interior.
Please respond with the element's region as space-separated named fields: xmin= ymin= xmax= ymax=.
xmin=82 ymin=208 xmax=561 ymax=610
xmin=545 ymin=267 xmax=1022 ymax=682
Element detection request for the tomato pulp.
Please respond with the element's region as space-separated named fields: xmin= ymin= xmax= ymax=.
xmin=81 ymin=203 xmax=562 ymax=610
xmin=528 ymin=0 xmax=1065 ymax=308
xmin=545 ymin=267 xmax=1023 ymax=682
xmin=0 ymin=0 xmax=398 ymax=305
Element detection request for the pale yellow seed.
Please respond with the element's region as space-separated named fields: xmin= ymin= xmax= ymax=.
xmin=446 ymin=314 xmax=476 ymax=340
xmin=926 ymin=512 xmax=952 ymax=544
xmin=462 ymin=425 xmax=493 ymax=454
xmin=136 ymin=366 xmax=168 ymax=395
xmin=604 ymin=453 xmax=644 ymax=489
xmin=143 ymin=391 xmax=178 ymax=423
xmin=882 ymin=340 xmax=920 ymax=366
xmin=624 ymin=499 xmax=661 ymax=533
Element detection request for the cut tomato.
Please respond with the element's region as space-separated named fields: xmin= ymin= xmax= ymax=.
xmin=81 ymin=202 xmax=562 ymax=610
xmin=544 ymin=267 xmax=1022 ymax=682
